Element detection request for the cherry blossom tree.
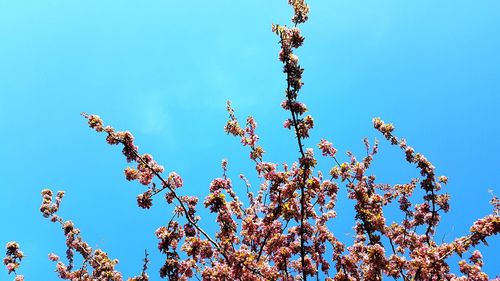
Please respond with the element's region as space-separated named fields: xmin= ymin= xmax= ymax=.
xmin=4 ymin=1 xmax=499 ymax=280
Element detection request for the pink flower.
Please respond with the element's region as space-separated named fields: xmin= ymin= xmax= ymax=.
xmin=6 ymin=262 xmax=17 ymax=272
xmin=166 ymin=172 xmax=183 ymax=189
xmin=318 ymin=139 xmax=337 ymax=157
xmin=48 ymin=253 xmax=59 ymax=262
xmin=137 ymin=190 xmax=153 ymax=209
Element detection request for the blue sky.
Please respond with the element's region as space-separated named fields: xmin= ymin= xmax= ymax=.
xmin=1 ymin=0 xmax=499 ymax=279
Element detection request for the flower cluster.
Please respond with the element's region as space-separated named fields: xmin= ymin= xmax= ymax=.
xmin=318 ymin=139 xmax=337 ymax=157
xmin=289 ymin=0 xmax=310 ymax=24
xmin=225 ymin=101 xmax=265 ymax=161
xmin=455 ymin=250 xmax=489 ymax=281
xmin=224 ymin=101 xmax=244 ymax=137
xmin=137 ymin=190 xmax=153 ymax=209
xmin=40 ymin=189 xmax=65 ymax=220
xmin=3 ymin=242 xmax=24 ymax=281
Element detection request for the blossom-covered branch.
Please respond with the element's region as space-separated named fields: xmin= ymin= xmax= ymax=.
xmin=3 ymin=242 xmax=24 ymax=281
xmin=40 ymin=188 xmax=149 ymax=281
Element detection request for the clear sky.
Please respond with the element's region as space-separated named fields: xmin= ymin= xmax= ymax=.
xmin=1 ymin=0 xmax=499 ymax=279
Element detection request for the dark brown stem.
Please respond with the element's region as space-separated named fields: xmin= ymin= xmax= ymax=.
xmin=285 ymin=79 xmax=309 ymax=281
xmin=424 ymin=188 xmax=437 ymax=245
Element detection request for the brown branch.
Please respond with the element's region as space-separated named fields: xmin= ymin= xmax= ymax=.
xmin=284 ymin=51 xmax=309 ymax=281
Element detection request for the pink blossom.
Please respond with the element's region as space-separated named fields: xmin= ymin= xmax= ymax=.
xmin=318 ymin=139 xmax=337 ymax=157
